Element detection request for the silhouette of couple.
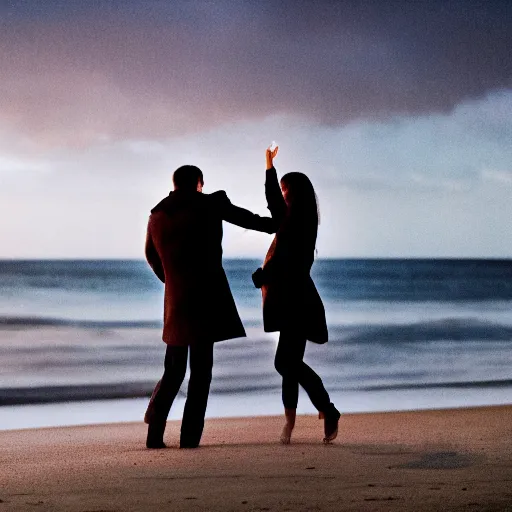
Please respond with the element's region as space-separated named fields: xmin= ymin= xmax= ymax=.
xmin=144 ymin=146 xmax=340 ymax=449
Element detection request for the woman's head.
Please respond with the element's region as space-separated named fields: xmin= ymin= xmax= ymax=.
xmin=280 ymin=172 xmax=319 ymax=225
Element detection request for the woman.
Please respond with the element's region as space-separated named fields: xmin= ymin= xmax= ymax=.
xmin=252 ymin=146 xmax=340 ymax=444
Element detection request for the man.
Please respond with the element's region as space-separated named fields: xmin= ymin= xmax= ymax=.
xmin=144 ymin=165 xmax=275 ymax=449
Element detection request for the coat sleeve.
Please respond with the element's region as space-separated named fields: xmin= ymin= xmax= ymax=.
xmin=251 ymin=167 xmax=288 ymax=287
xmin=265 ymin=167 xmax=287 ymax=223
xmin=145 ymin=218 xmax=165 ymax=283
xmin=215 ymin=191 xmax=277 ymax=234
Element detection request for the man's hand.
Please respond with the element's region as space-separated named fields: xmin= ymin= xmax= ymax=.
xmin=266 ymin=145 xmax=279 ymax=170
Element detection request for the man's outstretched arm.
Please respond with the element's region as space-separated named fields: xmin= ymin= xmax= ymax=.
xmin=215 ymin=191 xmax=277 ymax=234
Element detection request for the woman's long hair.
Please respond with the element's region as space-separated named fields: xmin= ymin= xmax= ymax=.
xmin=280 ymin=172 xmax=320 ymax=243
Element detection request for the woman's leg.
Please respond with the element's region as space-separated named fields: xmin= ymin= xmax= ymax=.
xmin=274 ymin=330 xmax=302 ymax=443
xmin=275 ymin=329 xmax=340 ymax=442
xmin=274 ymin=330 xmax=302 ymax=410
xmin=275 ymin=330 xmax=331 ymax=412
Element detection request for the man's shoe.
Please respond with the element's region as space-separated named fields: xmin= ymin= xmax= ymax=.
xmin=179 ymin=440 xmax=199 ymax=449
xmin=322 ymin=405 xmax=341 ymax=444
xmin=146 ymin=421 xmax=166 ymax=449
xmin=146 ymin=440 xmax=167 ymax=449
xmin=179 ymin=424 xmax=203 ymax=449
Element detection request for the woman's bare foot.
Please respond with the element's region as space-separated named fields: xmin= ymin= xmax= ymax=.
xmin=280 ymin=408 xmax=296 ymax=444
xmin=322 ymin=405 xmax=341 ymax=444
xmin=280 ymin=424 xmax=293 ymax=444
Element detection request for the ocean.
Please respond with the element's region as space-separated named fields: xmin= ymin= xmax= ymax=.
xmin=1 ymin=259 xmax=511 ymax=430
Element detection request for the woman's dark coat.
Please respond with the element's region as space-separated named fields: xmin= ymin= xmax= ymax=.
xmin=257 ymin=167 xmax=328 ymax=344
xmin=146 ymin=189 xmax=275 ymax=346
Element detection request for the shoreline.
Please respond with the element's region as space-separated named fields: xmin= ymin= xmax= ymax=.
xmin=1 ymin=406 xmax=511 ymax=511
xmin=2 ymin=385 xmax=511 ymax=431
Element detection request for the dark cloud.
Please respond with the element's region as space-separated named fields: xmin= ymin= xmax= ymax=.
xmin=1 ymin=0 xmax=511 ymax=145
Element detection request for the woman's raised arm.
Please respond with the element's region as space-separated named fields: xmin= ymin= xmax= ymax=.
xmin=265 ymin=146 xmax=286 ymax=222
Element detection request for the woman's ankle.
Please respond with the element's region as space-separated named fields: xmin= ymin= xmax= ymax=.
xmin=320 ymin=403 xmax=340 ymax=419
xmin=284 ymin=407 xmax=296 ymax=428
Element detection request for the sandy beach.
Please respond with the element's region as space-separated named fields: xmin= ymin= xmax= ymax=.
xmin=1 ymin=406 xmax=511 ymax=511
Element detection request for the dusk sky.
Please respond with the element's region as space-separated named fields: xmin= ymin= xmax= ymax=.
xmin=1 ymin=0 xmax=512 ymax=258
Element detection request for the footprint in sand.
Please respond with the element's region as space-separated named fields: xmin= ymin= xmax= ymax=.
xmin=394 ymin=451 xmax=482 ymax=470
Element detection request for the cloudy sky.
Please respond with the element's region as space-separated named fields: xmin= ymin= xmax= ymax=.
xmin=1 ymin=0 xmax=511 ymax=258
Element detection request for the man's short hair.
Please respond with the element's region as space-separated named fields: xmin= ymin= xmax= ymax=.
xmin=172 ymin=165 xmax=204 ymax=191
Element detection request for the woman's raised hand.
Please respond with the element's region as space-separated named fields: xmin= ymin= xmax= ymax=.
xmin=266 ymin=143 xmax=279 ymax=170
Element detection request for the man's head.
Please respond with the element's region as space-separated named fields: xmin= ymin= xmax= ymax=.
xmin=172 ymin=165 xmax=204 ymax=192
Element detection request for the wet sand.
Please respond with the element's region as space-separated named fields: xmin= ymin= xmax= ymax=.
xmin=1 ymin=406 xmax=511 ymax=511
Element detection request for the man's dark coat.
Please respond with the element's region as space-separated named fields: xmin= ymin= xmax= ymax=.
xmin=146 ymin=189 xmax=275 ymax=346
